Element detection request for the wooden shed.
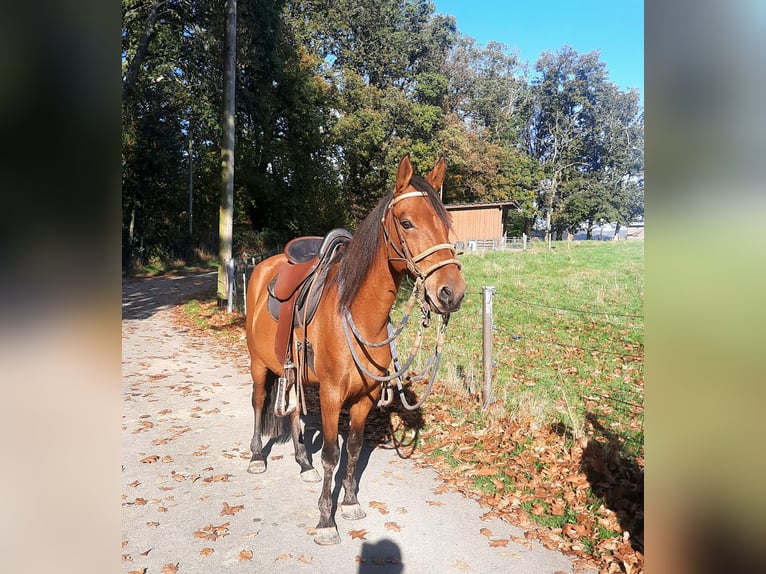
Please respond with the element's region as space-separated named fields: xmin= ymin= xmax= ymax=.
xmin=445 ymin=201 xmax=515 ymax=244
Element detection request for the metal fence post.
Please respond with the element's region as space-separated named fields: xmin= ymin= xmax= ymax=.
xmin=482 ymin=286 xmax=496 ymax=409
xmin=226 ymin=258 xmax=236 ymax=313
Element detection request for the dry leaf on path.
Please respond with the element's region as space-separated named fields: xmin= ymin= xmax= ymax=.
xmin=239 ymin=550 xmax=253 ymax=561
xmin=489 ymin=539 xmax=510 ymax=547
xmin=200 ymin=548 xmax=214 ymax=556
xmin=480 ymin=527 xmax=493 ymax=537
xmin=368 ymin=501 xmax=388 ymax=514
xmin=275 ymin=553 xmax=292 ymax=561
xmin=385 ymin=522 xmax=400 ymax=532
xmin=194 ymin=522 xmax=230 ymax=541
xmin=161 ymin=564 xmax=178 ymax=574
xmin=348 ymin=529 xmax=368 ymax=540
xmin=221 ymin=502 xmax=244 ymax=516
xmin=140 ymin=455 xmax=159 ymax=464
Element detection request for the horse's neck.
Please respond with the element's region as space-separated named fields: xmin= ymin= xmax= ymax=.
xmin=348 ymin=245 xmax=402 ymax=336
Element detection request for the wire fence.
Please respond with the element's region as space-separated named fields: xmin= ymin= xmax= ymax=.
xmin=228 ymin=247 xmax=644 ymax=417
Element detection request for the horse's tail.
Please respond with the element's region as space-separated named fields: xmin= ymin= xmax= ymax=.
xmin=260 ymin=374 xmax=289 ymax=441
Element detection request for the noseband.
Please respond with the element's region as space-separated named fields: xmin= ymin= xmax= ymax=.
xmin=381 ymin=190 xmax=462 ymax=282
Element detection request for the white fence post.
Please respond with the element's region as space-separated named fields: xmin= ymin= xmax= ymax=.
xmin=482 ymin=286 xmax=496 ymax=409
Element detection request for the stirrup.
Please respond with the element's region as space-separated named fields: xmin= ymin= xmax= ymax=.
xmin=377 ymin=381 xmax=394 ymax=408
xmin=275 ymin=362 xmax=299 ymax=417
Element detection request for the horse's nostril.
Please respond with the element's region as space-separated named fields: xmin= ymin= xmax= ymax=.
xmin=438 ymin=285 xmax=452 ymax=304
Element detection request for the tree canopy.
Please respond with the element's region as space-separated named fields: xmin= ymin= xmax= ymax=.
xmin=122 ymin=0 xmax=643 ymax=270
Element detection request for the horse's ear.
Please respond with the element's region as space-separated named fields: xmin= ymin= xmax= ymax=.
xmin=394 ymin=154 xmax=414 ymax=195
xmin=426 ymin=156 xmax=446 ymax=191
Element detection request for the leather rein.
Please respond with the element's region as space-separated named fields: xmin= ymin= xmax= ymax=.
xmin=341 ymin=190 xmax=461 ymax=410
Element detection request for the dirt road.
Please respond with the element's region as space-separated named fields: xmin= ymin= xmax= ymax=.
xmin=121 ymin=271 xmax=586 ymax=573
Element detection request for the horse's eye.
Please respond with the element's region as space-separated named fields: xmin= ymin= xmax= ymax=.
xmin=400 ymin=219 xmax=414 ymax=230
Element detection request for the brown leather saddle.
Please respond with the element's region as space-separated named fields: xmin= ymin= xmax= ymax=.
xmin=268 ymin=228 xmax=352 ymax=367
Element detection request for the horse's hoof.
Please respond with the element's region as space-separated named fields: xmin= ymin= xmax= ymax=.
xmin=300 ymin=468 xmax=321 ymax=483
xmin=314 ymin=526 xmax=341 ymax=545
xmin=340 ymin=503 xmax=366 ymax=520
xmin=247 ymin=460 xmax=266 ymax=474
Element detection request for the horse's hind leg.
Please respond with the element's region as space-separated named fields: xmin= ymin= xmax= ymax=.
xmin=339 ymin=397 xmax=373 ymax=520
xmin=247 ymin=363 xmax=271 ymax=474
xmin=289 ymin=406 xmax=320 ymax=482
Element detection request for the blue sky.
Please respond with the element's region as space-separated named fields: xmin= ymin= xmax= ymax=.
xmin=432 ymin=0 xmax=644 ymax=106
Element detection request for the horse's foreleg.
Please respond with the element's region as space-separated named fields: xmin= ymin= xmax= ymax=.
xmin=340 ymin=397 xmax=373 ymax=520
xmin=314 ymin=407 xmax=342 ymax=545
xmin=290 ymin=407 xmax=320 ymax=482
xmin=247 ymin=364 xmax=268 ymax=474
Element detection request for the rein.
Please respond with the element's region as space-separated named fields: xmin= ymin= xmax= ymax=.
xmin=341 ymin=190 xmax=460 ymax=411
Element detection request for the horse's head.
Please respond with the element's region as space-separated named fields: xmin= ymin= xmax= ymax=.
xmin=385 ymin=155 xmax=466 ymax=315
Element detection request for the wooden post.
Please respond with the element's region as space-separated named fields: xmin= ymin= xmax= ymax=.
xmin=482 ymin=286 xmax=496 ymax=409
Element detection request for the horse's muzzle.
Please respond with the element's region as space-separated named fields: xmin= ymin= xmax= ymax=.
xmin=427 ymin=273 xmax=466 ymax=314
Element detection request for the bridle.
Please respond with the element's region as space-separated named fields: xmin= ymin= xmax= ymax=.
xmin=340 ymin=187 xmax=461 ymax=410
xmin=381 ymin=190 xmax=462 ymax=284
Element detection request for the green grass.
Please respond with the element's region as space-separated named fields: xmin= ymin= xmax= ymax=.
xmin=396 ymin=240 xmax=644 ymax=458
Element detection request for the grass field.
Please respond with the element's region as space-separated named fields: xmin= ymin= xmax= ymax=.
xmin=395 ymin=240 xmax=644 ymax=451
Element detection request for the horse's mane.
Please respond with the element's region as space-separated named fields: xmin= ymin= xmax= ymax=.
xmin=334 ymin=174 xmax=451 ymax=310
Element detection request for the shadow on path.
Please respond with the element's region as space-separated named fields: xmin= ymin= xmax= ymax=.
xmin=122 ymin=271 xmax=217 ymax=320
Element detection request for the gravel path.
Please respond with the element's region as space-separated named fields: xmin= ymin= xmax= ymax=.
xmin=121 ymin=271 xmax=586 ymax=573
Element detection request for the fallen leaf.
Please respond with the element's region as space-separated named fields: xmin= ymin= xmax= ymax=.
xmin=146 ymin=521 xmax=160 ymax=527
xmin=194 ymin=522 xmax=230 ymax=541
xmin=199 ymin=548 xmax=214 ymax=557
xmin=122 ymin=540 xmax=128 ymax=548
xmin=162 ymin=455 xmax=173 ymax=463
xmin=139 ymin=548 xmax=152 ymax=556
xmin=385 ymin=522 xmax=400 ymax=532
xmin=275 ymin=553 xmax=292 ymax=561
xmin=480 ymin=527 xmax=493 ymax=538
xmin=397 ymin=507 xmax=408 ymax=514
xmin=474 ymin=466 xmax=497 ymax=476
xmin=369 ymin=501 xmax=388 ymax=514
xmin=455 ymin=559 xmax=471 ymax=570
xmin=140 ymin=455 xmax=159 ymax=464
xmin=489 ymin=539 xmax=510 ymax=547
xmin=511 ymin=536 xmax=531 ymax=548
xmin=271 ymin=454 xmax=284 ymax=461
xmin=128 ymin=569 xmax=146 ymax=574
xmin=239 ymin=550 xmax=253 ymax=561
xmin=348 ymin=529 xmax=368 ymax=540
xmin=297 ymin=554 xmax=313 ymax=564
xmin=203 ymin=473 xmax=233 ymax=484
xmin=161 ymin=564 xmax=178 ymax=574
xmin=221 ymin=502 xmax=244 ymax=516
xmin=426 ymin=500 xmax=444 ymax=507
xmin=171 ymin=471 xmax=186 ymax=482
xmin=128 ymin=480 xmax=140 ymax=488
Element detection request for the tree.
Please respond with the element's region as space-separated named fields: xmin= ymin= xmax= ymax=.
xmin=527 ymin=47 xmax=607 ymax=242
xmin=217 ymin=0 xmax=236 ymax=306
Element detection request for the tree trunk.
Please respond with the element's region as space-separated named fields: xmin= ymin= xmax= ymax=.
xmin=217 ymin=0 xmax=237 ymax=308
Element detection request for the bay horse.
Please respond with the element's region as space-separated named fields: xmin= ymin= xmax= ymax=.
xmin=244 ymin=155 xmax=466 ymax=545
